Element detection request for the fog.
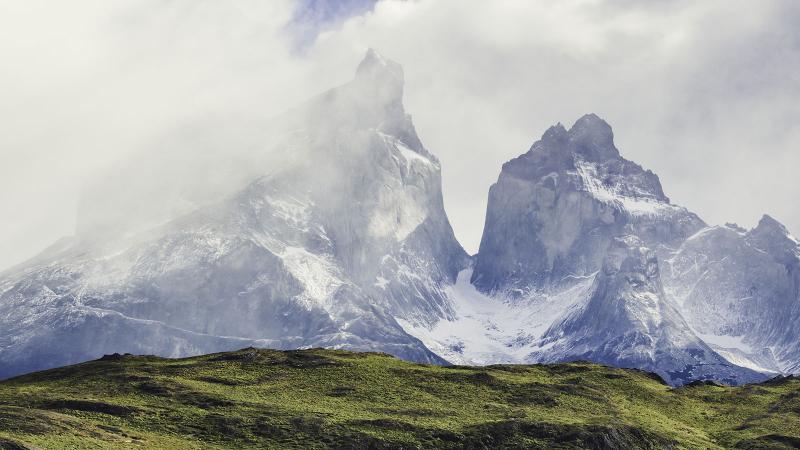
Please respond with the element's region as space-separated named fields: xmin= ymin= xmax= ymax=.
xmin=1 ymin=0 xmax=799 ymax=270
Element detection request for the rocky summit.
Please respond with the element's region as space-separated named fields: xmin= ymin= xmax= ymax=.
xmin=471 ymin=114 xmax=704 ymax=295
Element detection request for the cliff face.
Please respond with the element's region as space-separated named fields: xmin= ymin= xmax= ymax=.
xmin=663 ymin=216 xmax=800 ymax=373
xmin=472 ymin=115 xmax=704 ymax=297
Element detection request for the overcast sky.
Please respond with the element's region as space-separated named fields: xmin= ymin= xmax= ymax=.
xmin=1 ymin=0 xmax=798 ymax=270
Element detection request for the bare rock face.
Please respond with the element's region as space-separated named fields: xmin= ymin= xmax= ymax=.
xmin=471 ymin=115 xmax=704 ymax=297
xmin=0 ymin=50 xmax=468 ymax=379
xmin=532 ymin=236 xmax=765 ymax=386
xmin=664 ymin=215 xmax=800 ymax=373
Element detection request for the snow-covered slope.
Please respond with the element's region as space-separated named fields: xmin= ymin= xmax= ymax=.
xmin=531 ymin=235 xmax=764 ymax=385
xmin=400 ymin=234 xmax=766 ymax=385
xmin=398 ymin=266 xmax=593 ymax=365
xmin=0 ymin=50 xmax=468 ymax=379
xmin=663 ymin=216 xmax=800 ymax=374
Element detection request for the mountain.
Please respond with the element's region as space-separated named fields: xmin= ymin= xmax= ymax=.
xmin=2 ymin=52 xmax=796 ymax=387
xmin=532 ymin=235 xmax=763 ymax=385
xmin=663 ymin=215 xmax=800 ymax=374
xmin=1 ymin=348 xmax=799 ymax=449
xmin=0 ymin=50 xmax=468 ymax=379
xmin=471 ymin=114 xmax=705 ymax=296
xmin=400 ymin=115 xmax=777 ymax=385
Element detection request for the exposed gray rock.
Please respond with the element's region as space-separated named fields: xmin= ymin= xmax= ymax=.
xmin=472 ymin=115 xmax=704 ymax=297
xmin=663 ymin=215 xmax=800 ymax=373
xmin=532 ymin=236 xmax=765 ymax=386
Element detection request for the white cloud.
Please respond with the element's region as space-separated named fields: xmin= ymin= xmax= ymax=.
xmin=0 ymin=0 xmax=798 ymax=269
xmin=310 ymin=0 xmax=800 ymax=252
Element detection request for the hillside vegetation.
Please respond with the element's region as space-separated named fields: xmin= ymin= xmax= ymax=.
xmin=0 ymin=348 xmax=798 ymax=449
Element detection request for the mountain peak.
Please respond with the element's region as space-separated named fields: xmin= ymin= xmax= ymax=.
xmin=541 ymin=123 xmax=568 ymax=144
xmin=357 ymin=48 xmax=389 ymax=71
xmin=568 ymin=113 xmax=618 ymax=161
xmin=526 ymin=114 xmax=619 ymax=162
xmin=754 ymin=214 xmax=789 ymax=235
xmin=343 ymin=48 xmax=407 ymax=129
xmin=572 ymin=113 xmax=609 ymax=129
xmin=748 ymin=214 xmax=799 ymax=263
xmin=355 ymin=48 xmax=404 ymax=91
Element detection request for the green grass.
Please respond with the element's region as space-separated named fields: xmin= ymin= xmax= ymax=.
xmin=0 ymin=348 xmax=798 ymax=449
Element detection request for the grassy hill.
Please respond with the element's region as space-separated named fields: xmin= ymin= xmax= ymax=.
xmin=0 ymin=348 xmax=798 ymax=449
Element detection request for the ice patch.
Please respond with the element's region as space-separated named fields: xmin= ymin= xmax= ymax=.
xmin=695 ymin=332 xmax=753 ymax=353
xmin=280 ymin=246 xmax=343 ymax=310
xmin=691 ymin=329 xmax=782 ymax=373
xmin=711 ymin=347 xmax=778 ymax=374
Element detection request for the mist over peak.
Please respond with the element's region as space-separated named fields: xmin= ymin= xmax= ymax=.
xmin=356 ymin=48 xmax=403 ymax=87
xmin=0 ymin=48 xmax=468 ymax=379
xmin=73 ymin=48 xmax=421 ymax=243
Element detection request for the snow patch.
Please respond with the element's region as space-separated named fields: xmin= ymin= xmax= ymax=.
xmin=574 ymin=159 xmax=676 ymax=217
xmin=266 ymin=195 xmax=311 ymax=223
xmin=395 ymin=140 xmax=436 ymax=170
xmin=695 ymin=332 xmax=753 ymax=354
xmin=378 ymin=132 xmax=437 ymax=171
xmin=363 ymin=133 xmax=434 ymax=242
xmin=628 ymin=291 xmax=663 ymax=329
xmin=711 ymin=347 xmax=778 ymax=374
xmin=397 ymin=269 xmax=593 ymax=365
xmin=374 ymin=276 xmax=389 ymax=289
xmin=280 ymin=246 xmax=343 ymax=310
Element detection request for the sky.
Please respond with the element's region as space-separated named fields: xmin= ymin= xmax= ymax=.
xmin=0 ymin=0 xmax=799 ymax=270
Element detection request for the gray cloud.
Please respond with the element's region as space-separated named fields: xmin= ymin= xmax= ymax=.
xmin=1 ymin=0 xmax=799 ymax=269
